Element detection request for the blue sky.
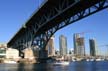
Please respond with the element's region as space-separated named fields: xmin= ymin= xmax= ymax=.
xmin=0 ymin=0 xmax=108 ymax=55
xmin=0 ymin=0 xmax=37 ymax=43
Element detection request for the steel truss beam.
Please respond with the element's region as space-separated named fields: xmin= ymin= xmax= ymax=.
xmin=33 ymin=25 xmax=58 ymax=50
xmin=33 ymin=0 xmax=108 ymax=49
xmin=29 ymin=0 xmax=79 ymax=49
xmin=58 ymin=0 xmax=108 ymax=29
xmin=8 ymin=0 xmax=108 ymax=52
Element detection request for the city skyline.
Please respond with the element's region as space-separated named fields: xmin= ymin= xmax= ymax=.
xmin=0 ymin=0 xmax=108 ymax=55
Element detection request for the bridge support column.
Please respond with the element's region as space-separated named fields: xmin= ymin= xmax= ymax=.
xmin=18 ymin=48 xmax=24 ymax=58
xmin=19 ymin=51 xmax=24 ymax=58
xmin=38 ymin=49 xmax=48 ymax=63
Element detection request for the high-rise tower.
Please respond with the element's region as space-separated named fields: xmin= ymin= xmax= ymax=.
xmin=59 ymin=35 xmax=67 ymax=56
xmin=73 ymin=33 xmax=85 ymax=56
xmin=89 ymin=39 xmax=96 ymax=56
xmin=73 ymin=34 xmax=80 ymax=55
xmin=46 ymin=36 xmax=55 ymax=57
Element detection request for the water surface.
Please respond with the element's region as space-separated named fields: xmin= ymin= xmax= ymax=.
xmin=0 ymin=61 xmax=108 ymax=71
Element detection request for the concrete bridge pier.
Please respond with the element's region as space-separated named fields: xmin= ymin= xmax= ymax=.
xmin=38 ymin=49 xmax=48 ymax=63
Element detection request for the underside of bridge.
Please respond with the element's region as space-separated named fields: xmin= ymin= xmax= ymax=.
xmin=7 ymin=0 xmax=108 ymax=62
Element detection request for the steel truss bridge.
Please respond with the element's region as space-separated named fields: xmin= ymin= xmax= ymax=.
xmin=7 ymin=0 xmax=108 ymax=61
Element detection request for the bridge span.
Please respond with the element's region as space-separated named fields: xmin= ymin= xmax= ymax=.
xmin=7 ymin=0 xmax=108 ymax=62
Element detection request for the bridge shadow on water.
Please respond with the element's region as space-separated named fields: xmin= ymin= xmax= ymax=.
xmin=17 ymin=63 xmax=55 ymax=71
xmin=16 ymin=62 xmax=71 ymax=71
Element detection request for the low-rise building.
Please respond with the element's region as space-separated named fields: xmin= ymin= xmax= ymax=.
xmin=0 ymin=43 xmax=7 ymax=58
xmin=6 ymin=48 xmax=19 ymax=59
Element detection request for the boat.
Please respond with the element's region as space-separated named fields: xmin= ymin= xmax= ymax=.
xmin=90 ymin=59 xmax=95 ymax=61
xmin=53 ymin=61 xmax=70 ymax=66
xmin=4 ymin=60 xmax=17 ymax=64
xmin=86 ymin=59 xmax=90 ymax=62
xmin=95 ymin=58 xmax=102 ymax=61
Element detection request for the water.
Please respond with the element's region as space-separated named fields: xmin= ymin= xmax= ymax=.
xmin=0 ymin=61 xmax=108 ymax=71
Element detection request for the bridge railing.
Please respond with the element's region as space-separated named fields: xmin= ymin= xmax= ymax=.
xmin=39 ymin=0 xmax=48 ymax=9
xmin=22 ymin=0 xmax=48 ymax=28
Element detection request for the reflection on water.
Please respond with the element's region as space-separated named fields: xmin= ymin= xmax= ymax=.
xmin=0 ymin=61 xmax=108 ymax=71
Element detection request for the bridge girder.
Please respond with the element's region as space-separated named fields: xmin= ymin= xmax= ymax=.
xmin=32 ymin=0 xmax=108 ymax=50
xmin=7 ymin=0 xmax=108 ymax=52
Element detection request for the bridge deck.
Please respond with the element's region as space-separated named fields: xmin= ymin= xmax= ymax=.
xmin=38 ymin=0 xmax=101 ymax=34
xmin=8 ymin=0 xmax=102 ymax=46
